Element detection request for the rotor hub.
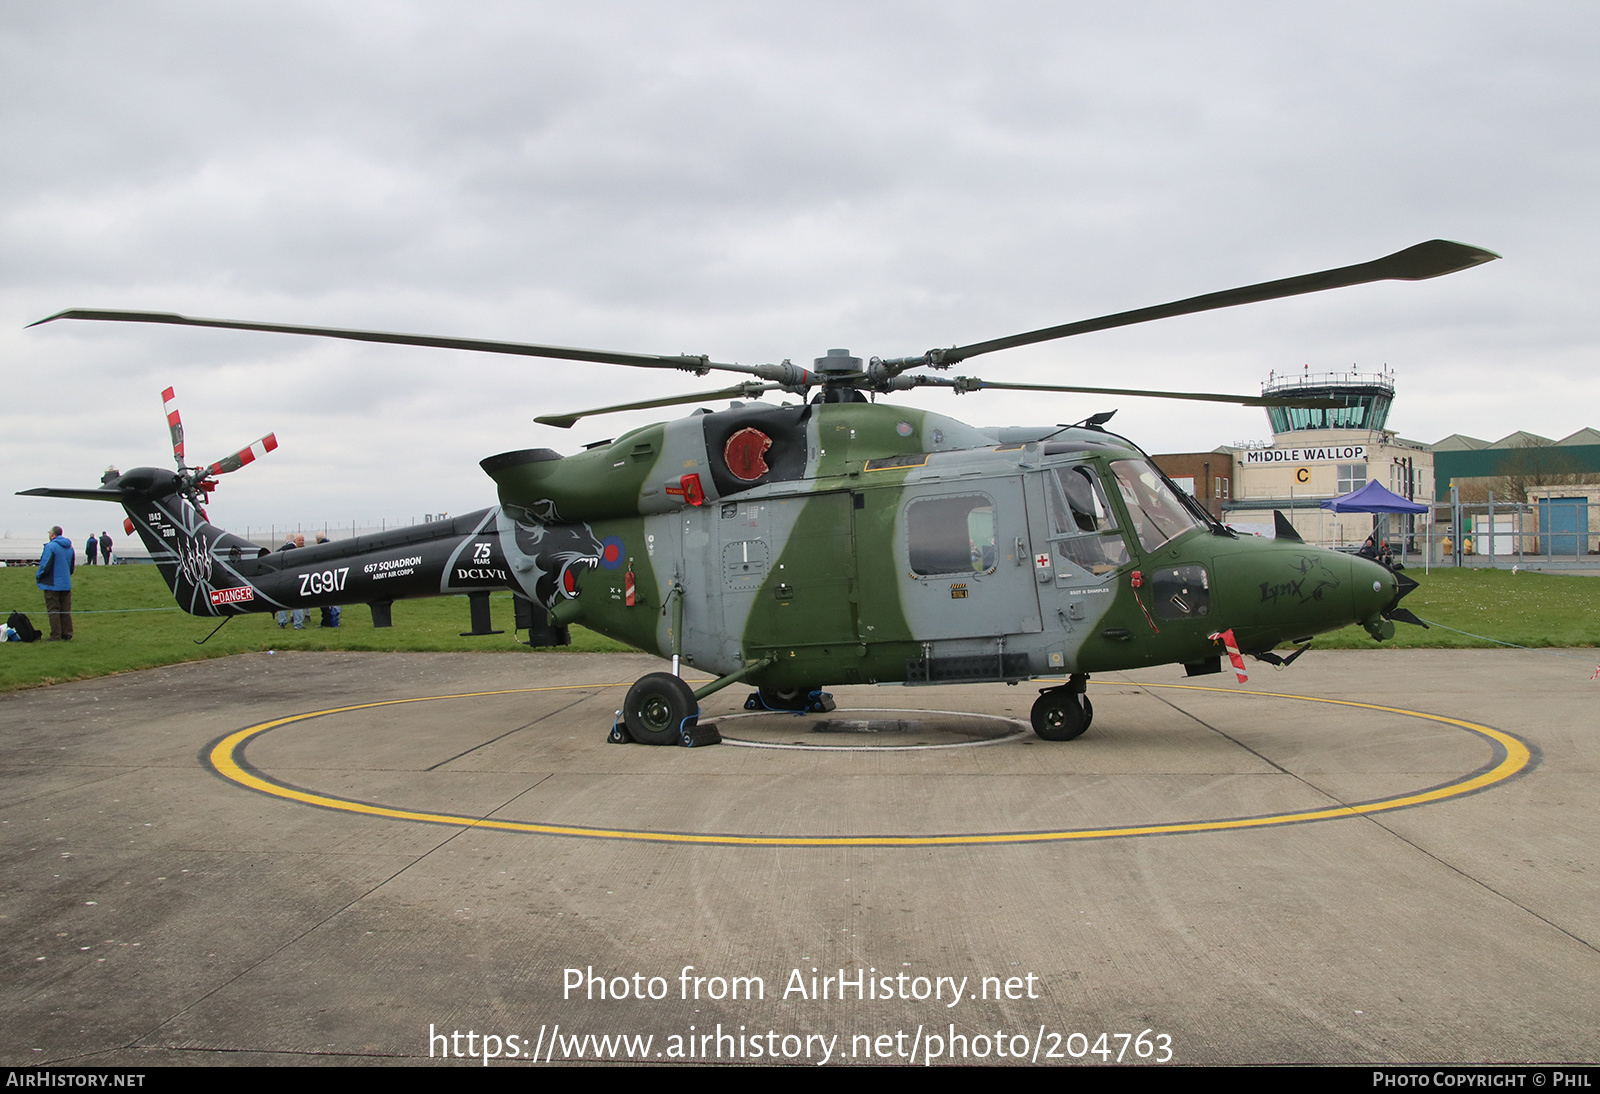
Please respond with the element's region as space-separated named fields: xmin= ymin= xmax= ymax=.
xmin=813 ymin=348 xmax=862 ymax=377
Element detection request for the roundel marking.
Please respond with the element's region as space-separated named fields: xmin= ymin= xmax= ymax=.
xmin=599 ymin=536 xmax=626 ymax=570
xmin=896 ymin=421 xmax=913 ymax=437
xmin=724 ymin=427 xmax=773 ymax=482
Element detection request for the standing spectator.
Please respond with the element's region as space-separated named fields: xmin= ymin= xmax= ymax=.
xmin=85 ymin=532 xmax=99 ymax=566
xmin=36 ymin=526 xmax=74 ymax=641
xmin=276 ymin=533 xmax=306 ymax=628
xmin=99 ymin=531 xmax=113 ymax=566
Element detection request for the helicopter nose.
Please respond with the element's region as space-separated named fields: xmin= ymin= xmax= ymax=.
xmin=1351 ymin=556 xmax=1400 ymax=639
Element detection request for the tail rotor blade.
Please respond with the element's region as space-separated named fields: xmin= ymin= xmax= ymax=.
xmin=162 ymin=386 xmax=185 ymax=466
xmin=204 ymin=433 xmax=278 ymax=477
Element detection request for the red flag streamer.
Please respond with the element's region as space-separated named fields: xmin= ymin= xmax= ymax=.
xmin=624 ymin=565 xmax=636 ymax=607
xmin=1591 ymin=661 xmax=1599 ymax=681
xmin=1130 ymin=570 xmax=1160 ymax=633
xmin=1209 ymin=629 xmax=1249 ymax=684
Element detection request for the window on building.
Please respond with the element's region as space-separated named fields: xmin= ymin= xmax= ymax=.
xmin=1337 ymin=463 xmax=1367 ymax=494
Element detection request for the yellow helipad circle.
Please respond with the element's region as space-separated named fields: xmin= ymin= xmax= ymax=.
xmin=204 ymin=681 xmax=1535 ymax=847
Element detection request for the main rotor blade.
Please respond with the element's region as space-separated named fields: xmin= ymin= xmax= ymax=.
xmin=535 ymin=383 xmax=781 ymax=429
xmin=940 ymin=240 xmax=1499 ymax=364
xmin=951 ymin=378 xmax=1341 ymax=408
xmin=29 ymin=308 xmax=742 ymax=376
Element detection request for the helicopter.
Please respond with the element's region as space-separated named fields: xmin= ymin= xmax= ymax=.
xmin=21 ymin=239 xmax=1494 ymax=746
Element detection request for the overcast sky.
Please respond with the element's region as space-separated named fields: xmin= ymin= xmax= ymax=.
xmin=5 ymin=2 xmax=1596 ymax=536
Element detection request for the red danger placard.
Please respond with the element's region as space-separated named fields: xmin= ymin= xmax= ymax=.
xmin=210 ymin=586 xmax=255 ymax=605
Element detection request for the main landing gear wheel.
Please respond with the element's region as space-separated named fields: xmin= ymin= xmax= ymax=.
xmin=757 ymin=686 xmax=809 ymax=711
xmin=1031 ymin=680 xmax=1093 ymax=741
xmin=623 ymin=672 xmax=700 ymax=746
xmin=745 ymin=685 xmax=837 ymax=713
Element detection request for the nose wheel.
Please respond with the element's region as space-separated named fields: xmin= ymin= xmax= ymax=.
xmin=1031 ymin=676 xmax=1092 ymax=741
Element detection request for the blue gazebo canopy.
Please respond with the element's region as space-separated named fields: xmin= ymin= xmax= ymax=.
xmin=1319 ymin=480 xmax=1427 ymax=514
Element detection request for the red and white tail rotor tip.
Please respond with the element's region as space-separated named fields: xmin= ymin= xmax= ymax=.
xmin=162 ymin=386 xmax=185 ymax=465
xmin=159 ymin=386 xmax=277 ymax=488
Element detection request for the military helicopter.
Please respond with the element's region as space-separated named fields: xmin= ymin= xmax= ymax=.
xmin=22 ymin=239 xmax=1494 ymax=745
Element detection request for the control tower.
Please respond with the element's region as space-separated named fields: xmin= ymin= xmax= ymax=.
xmin=1225 ymin=365 xmax=1430 ymax=548
xmin=1260 ymin=365 xmax=1394 ymax=435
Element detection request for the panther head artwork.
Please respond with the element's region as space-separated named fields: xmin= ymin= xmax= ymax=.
xmin=501 ymin=510 xmax=605 ymax=609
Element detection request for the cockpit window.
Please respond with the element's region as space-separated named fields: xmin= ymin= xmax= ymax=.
xmin=1053 ymin=465 xmax=1119 ymax=535
xmin=1044 ymin=464 xmax=1129 ymax=581
xmin=1110 ymin=459 xmax=1204 ymax=553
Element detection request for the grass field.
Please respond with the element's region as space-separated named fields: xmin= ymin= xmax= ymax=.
xmin=2 ymin=564 xmax=1596 ymax=693
xmin=0 ymin=565 xmax=632 ymax=693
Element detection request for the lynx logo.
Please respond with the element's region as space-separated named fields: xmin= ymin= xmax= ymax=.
xmin=210 ymin=587 xmax=255 ymax=606
xmin=473 ymin=542 xmax=492 ymax=562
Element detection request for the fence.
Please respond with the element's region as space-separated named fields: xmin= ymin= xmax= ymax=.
xmin=1431 ymin=492 xmax=1599 ymax=568
xmin=231 ymin=516 xmax=452 ymax=548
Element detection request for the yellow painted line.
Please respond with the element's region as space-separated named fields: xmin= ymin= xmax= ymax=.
xmin=205 ymin=680 xmax=1534 ymax=848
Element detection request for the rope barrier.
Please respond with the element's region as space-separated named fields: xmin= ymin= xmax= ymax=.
xmin=1414 ymin=616 xmax=1598 ymax=669
xmin=5 ymin=606 xmax=183 ymax=615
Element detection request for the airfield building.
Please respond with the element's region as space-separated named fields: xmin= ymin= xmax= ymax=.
xmin=1157 ymin=367 xmax=1429 ymax=548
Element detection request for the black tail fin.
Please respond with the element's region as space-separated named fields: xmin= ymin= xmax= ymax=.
xmin=20 ymin=467 xmax=269 ymax=616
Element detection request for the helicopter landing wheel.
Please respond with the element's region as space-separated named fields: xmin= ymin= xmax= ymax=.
xmin=746 ymin=685 xmax=834 ymax=713
xmin=758 ymin=686 xmax=809 ymax=711
xmin=1032 ymin=691 xmax=1092 ymax=741
xmin=624 ymin=672 xmax=700 ymax=746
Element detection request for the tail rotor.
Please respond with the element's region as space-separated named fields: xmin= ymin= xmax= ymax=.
xmin=161 ymin=386 xmax=278 ymax=511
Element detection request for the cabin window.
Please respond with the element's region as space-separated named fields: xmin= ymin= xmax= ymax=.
xmin=907 ymin=494 xmax=997 ymax=575
xmin=1110 ymin=459 xmax=1205 ymax=553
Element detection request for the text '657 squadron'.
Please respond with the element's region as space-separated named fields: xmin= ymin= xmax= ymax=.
xmin=22 ymin=240 xmax=1495 ymax=745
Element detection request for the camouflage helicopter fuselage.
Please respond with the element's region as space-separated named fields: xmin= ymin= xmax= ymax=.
xmin=482 ymin=400 xmax=1400 ymax=690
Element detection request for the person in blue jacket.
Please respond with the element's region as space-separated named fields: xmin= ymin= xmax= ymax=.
xmin=36 ymin=526 xmax=74 ymax=640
